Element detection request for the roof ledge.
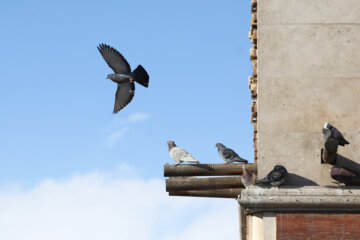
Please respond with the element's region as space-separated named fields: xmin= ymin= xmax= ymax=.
xmin=238 ymin=186 xmax=360 ymax=212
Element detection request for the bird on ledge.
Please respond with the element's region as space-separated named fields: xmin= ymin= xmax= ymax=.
xmin=257 ymin=165 xmax=288 ymax=189
xmin=215 ymin=143 xmax=248 ymax=164
xmin=167 ymin=140 xmax=200 ymax=165
xmin=241 ymin=165 xmax=257 ymax=188
xmin=322 ymin=122 xmax=349 ymax=146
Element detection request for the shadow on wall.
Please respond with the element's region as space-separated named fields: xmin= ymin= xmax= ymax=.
xmin=285 ymin=173 xmax=319 ymax=186
xmin=336 ymin=154 xmax=360 ymax=173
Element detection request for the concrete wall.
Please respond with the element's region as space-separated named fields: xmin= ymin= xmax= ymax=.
xmin=257 ymin=0 xmax=360 ymax=185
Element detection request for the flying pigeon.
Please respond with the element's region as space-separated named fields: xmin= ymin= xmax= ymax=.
xmin=215 ymin=143 xmax=248 ymax=164
xmin=167 ymin=140 xmax=200 ymax=165
xmin=241 ymin=165 xmax=257 ymax=188
xmin=257 ymin=165 xmax=288 ymax=189
xmin=322 ymin=122 xmax=349 ymax=146
xmin=330 ymin=166 xmax=359 ymax=184
xmin=97 ymin=43 xmax=149 ymax=113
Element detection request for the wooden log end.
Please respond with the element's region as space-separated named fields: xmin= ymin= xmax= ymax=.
xmin=166 ymin=176 xmax=244 ymax=191
xmin=164 ymin=163 xmax=257 ymax=177
xmin=169 ymin=188 xmax=243 ymax=199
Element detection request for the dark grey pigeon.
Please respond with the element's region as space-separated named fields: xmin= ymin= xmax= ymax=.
xmin=215 ymin=143 xmax=248 ymax=164
xmin=322 ymin=122 xmax=349 ymax=146
xmin=257 ymin=165 xmax=288 ymax=189
xmin=97 ymin=43 xmax=149 ymax=113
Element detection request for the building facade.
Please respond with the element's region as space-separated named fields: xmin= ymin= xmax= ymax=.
xmin=240 ymin=0 xmax=360 ymax=239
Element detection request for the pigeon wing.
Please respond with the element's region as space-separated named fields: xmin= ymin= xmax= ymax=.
xmin=98 ymin=43 xmax=131 ymax=74
xmin=329 ymin=125 xmax=349 ymax=145
xmin=334 ymin=129 xmax=349 ymax=146
xmin=221 ymin=148 xmax=240 ymax=159
xmin=170 ymin=147 xmax=189 ymax=162
xmin=257 ymin=176 xmax=270 ymax=184
xmin=113 ymin=82 xmax=135 ymax=113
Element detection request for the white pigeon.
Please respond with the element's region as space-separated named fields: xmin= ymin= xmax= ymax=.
xmin=241 ymin=165 xmax=257 ymax=188
xmin=167 ymin=140 xmax=200 ymax=165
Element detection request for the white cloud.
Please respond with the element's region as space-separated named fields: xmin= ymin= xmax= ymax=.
xmin=107 ymin=112 xmax=149 ymax=130
xmin=0 ymin=169 xmax=239 ymax=240
xmin=107 ymin=127 xmax=128 ymax=148
xmin=128 ymin=112 xmax=149 ymax=123
xmin=105 ymin=112 xmax=149 ymax=148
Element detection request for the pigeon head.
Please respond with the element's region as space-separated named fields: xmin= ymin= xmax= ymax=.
xmin=322 ymin=127 xmax=331 ymax=140
xmin=322 ymin=122 xmax=332 ymax=140
xmin=274 ymin=165 xmax=287 ymax=172
xmin=215 ymin=143 xmax=225 ymax=149
xmin=167 ymin=140 xmax=177 ymax=151
xmin=106 ymin=74 xmax=116 ymax=80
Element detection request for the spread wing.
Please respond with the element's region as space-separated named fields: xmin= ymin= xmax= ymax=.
xmin=113 ymin=82 xmax=135 ymax=113
xmin=97 ymin=43 xmax=131 ymax=74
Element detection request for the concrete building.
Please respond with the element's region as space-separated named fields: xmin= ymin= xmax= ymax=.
xmin=240 ymin=0 xmax=360 ymax=239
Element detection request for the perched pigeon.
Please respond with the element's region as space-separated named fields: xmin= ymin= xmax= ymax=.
xmin=241 ymin=165 xmax=257 ymax=188
xmin=215 ymin=143 xmax=248 ymax=164
xmin=322 ymin=122 xmax=349 ymax=146
xmin=330 ymin=166 xmax=359 ymax=184
xmin=167 ymin=140 xmax=200 ymax=165
xmin=257 ymin=165 xmax=288 ymax=188
xmin=97 ymin=43 xmax=149 ymax=113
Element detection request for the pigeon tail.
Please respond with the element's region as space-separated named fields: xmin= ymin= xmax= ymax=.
xmin=183 ymin=156 xmax=200 ymax=164
xmin=339 ymin=138 xmax=350 ymax=146
xmin=132 ymin=65 xmax=149 ymax=88
xmin=232 ymin=158 xmax=248 ymax=164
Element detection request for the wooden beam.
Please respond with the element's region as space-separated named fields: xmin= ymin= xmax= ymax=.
xmin=169 ymin=188 xmax=243 ymax=198
xmin=166 ymin=176 xmax=244 ymax=191
xmin=164 ymin=163 xmax=257 ymax=177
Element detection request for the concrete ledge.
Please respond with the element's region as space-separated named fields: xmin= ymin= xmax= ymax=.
xmin=239 ymin=186 xmax=360 ymax=212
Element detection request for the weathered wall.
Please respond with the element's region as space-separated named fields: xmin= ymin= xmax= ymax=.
xmin=257 ymin=0 xmax=360 ymax=185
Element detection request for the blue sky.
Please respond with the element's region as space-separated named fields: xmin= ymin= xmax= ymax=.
xmin=0 ymin=0 xmax=252 ymax=239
